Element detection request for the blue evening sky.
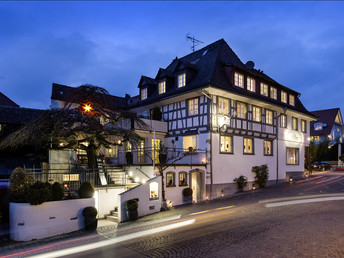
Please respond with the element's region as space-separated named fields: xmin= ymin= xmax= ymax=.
xmin=1 ymin=1 xmax=343 ymax=113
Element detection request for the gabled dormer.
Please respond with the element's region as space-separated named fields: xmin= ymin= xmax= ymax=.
xmin=138 ymin=76 xmax=157 ymax=101
xmin=155 ymin=68 xmax=175 ymax=94
xmin=173 ymin=59 xmax=198 ymax=89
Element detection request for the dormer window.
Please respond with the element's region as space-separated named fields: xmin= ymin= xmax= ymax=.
xmin=141 ymin=88 xmax=147 ymax=100
xmin=247 ymin=77 xmax=255 ymax=92
xmin=281 ymin=91 xmax=287 ymax=103
xmin=270 ymin=87 xmax=277 ymax=100
xmin=158 ymin=80 xmax=166 ymax=94
xmin=261 ymin=83 xmax=268 ymax=97
xmin=234 ymin=72 xmax=244 ymax=88
xmin=314 ymin=123 xmax=323 ymax=131
xmin=289 ymin=95 xmax=295 ymax=106
xmin=178 ymin=73 xmax=186 ymax=88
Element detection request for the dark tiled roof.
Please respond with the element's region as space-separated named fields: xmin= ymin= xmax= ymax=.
xmin=130 ymin=39 xmax=313 ymax=117
xmin=0 ymin=92 xmax=19 ymax=107
xmin=51 ymin=83 xmax=128 ymax=110
xmin=310 ymin=108 xmax=342 ymax=136
xmin=0 ymin=106 xmax=44 ymax=125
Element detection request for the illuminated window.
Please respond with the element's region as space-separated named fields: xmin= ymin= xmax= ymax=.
xmin=280 ymin=114 xmax=287 ymax=128
xmin=126 ymin=141 xmax=132 ymax=152
xmin=218 ymin=97 xmax=229 ymax=114
xmin=281 ymin=91 xmax=287 ymax=103
xmin=292 ymin=117 xmax=298 ymax=130
xmin=265 ymin=110 xmax=273 ymax=125
xmin=312 ymin=136 xmax=320 ymax=142
xmin=243 ymin=138 xmax=254 ymax=154
xmin=289 ymin=95 xmax=295 ymax=106
xmin=301 ymin=120 xmax=307 ymax=133
xmin=166 ymin=172 xmax=175 ymax=187
xmin=105 ymin=145 xmax=118 ymax=158
xmin=247 ymin=77 xmax=255 ymax=92
xmin=137 ymin=140 xmax=145 ymax=163
xmin=141 ymin=88 xmax=147 ymax=100
xmin=314 ymin=123 xmax=322 ymax=131
xmin=261 ymin=83 xmax=268 ymax=97
xmin=187 ymin=98 xmax=199 ymax=116
xmin=264 ymin=140 xmax=272 ymax=156
xmin=179 ymin=172 xmax=188 ymax=186
xmin=152 ymin=139 xmax=160 ymax=164
xmin=252 ymin=106 xmax=261 ymax=122
xmin=220 ymin=135 xmax=233 ymax=153
xmin=237 ymin=102 xmax=247 ymax=119
xmin=183 ymin=135 xmax=197 ymax=151
xmin=149 ymin=182 xmax=159 ymax=200
xmin=287 ymin=147 xmax=299 ymax=165
xmin=234 ymin=72 xmax=244 ymax=88
xmin=158 ymin=80 xmax=166 ymax=94
xmin=270 ymin=87 xmax=277 ymax=100
xmin=178 ymin=73 xmax=186 ymax=88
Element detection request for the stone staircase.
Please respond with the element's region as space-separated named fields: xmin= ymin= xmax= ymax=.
xmin=105 ymin=207 xmax=119 ymax=222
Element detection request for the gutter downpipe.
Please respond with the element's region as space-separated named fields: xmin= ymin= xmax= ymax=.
xmin=276 ymin=107 xmax=287 ymax=184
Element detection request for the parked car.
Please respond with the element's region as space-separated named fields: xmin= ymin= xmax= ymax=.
xmin=312 ymin=162 xmax=332 ymax=171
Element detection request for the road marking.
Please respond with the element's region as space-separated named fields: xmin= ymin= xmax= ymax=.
xmin=303 ymin=177 xmax=344 ymax=192
xmin=29 ymin=219 xmax=196 ymax=258
xmin=189 ymin=205 xmax=235 ymax=216
xmin=266 ymin=196 xmax=344 ymax=208
xmin=283 ymin=176 xmax=325 ymax=190
xmin=315 ymin=176 xmax=341 ymax=184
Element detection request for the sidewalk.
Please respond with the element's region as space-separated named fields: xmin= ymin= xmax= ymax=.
xmin=1 ymin=175 xmax=342 ymax=257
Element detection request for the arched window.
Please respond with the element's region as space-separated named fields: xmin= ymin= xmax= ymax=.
xmin=149 ymin=182 xmax=159 ymax=200
xmin=166 ymin=172 xmax=176 ymax=187
xmin=179 ymin=172 xmax=188 ymax=186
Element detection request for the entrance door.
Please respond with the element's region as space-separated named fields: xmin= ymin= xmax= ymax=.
xmin=191 ymin=172 xmax=202 ymax=203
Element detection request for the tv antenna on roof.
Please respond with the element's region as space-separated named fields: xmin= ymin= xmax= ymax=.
xmin=186 ymin=33 xmax=204 ymax=52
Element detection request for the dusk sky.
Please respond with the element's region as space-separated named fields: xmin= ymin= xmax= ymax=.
xmin=1 ymin=1 xmax=344 ymax=114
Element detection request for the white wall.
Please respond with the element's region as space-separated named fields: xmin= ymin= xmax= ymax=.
xmin=10 ymin=198 xmax=95 ymax=241
xmin=94 ymin=187 xmax=126 ymax=218
xmin=118 ymin=176 xmax=162 ymax=222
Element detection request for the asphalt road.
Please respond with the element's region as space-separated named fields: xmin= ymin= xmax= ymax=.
xmin=51 ymin=172 xmax=344 ymax=258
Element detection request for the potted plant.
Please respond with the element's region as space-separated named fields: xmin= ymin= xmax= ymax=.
xmin=182 ymin=187 xmax=193 ymax=203
xmin=82 ymin=206 xmax=98 ymax=231
xmin=125 ymin=199 xmax=139 ymax=221
xmin=78 ymin=182 xmax=94 ymax=198
xmin=234 ymin=175 xmax=248 ymax=192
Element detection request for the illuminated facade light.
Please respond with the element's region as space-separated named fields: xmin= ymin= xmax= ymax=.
xmin=83 ymin=104 xmax=92 ymax=113
xmin=128 ymin=171 xmax=133 ymax=177
xmin=135 ymin=177 xmax=139 ymax=183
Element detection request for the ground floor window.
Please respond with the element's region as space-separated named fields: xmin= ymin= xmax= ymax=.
xmin=152 ymin=139 xmax=161 ymax=164
xmin=179 ymin=172 xmax=188 ymax=186
xmin=243 ymin=138 xmax=254 ymax=154
xmin=264 ymin=140 xmax=272 ymax=156
xmin=137 ymin=139 xmax=145 ymax=163
xmin=287 ymin=147 xmax=299 ymax=164
xmin=166 ymin=172 xmax=176 ymax=187
xmin=149 ymin=182 xmax=159 ymax=200
xmin=220 ymin=135 xmax=233 ymax=153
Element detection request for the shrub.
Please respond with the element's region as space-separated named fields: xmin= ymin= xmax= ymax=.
xmin=82 ymin=206 xmax=97 ymax=217
xmin=252 ymin=164 xmax=269 ymax=188
xmin=78 ymin=182 xmax=95 ymax=198
xmin=27 ymin=181 xmax=52 ymax=205
xmin=125 ymin=199 xmax=138 ymax=211
xmin=51 ymin=182 xmax=64 ymax=201
xmin=9 ymin=167 xmax=34 ymax=203
xmin=234 ymin=175 xmax=248 ymax=191
xmin=183 ymin=188 xmax=193 ymax=197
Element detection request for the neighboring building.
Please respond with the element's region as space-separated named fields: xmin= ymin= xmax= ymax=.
xmin=51 ymin=39 xmax=316 ymax=206
xmin=310 ymin=108 xmax=344 ymax=144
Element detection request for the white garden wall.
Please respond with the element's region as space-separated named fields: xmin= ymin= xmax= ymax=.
xmin=94 ymin=187 xmax=126 ymax=218
xmin=10 ymin=198 xmax=95 ymax=241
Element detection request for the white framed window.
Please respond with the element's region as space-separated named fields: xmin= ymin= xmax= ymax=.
xmin=292 ymin=117 xmax=298 ymax=130
xmin=301 ymin=120 xmax=307 ymax=133
xmin=243 ymin=138 xmax=254 ymax=154
xmin=234 ymin=72 xmax=244 ymax=88
xmin=314 ymin=123 xmax=323 ymax=131
xmin=287 ymin=147 xmax=299 ymax=165
xmin=252 ymin=106 xmax=261 ymax=122
xmin=247 ymin=77 xmax=255 ymax=92
xmin=261 ymin=83 xmax=268 ymax=97
xmin=158 ymin=80 xmax=166 ymax=94
xmin=237 ymin=102 xmax=247 ymax=119
xmin=141 ymin=88 xmax=147 ymax=100
xmin=179 ymin=172 xmax=188 ymax=186
xmin=220 ymin=135 xmax=233 ymax=153
xmin=178 ymin=73 xmax=186 ymax=88
xmin=218 ymin=97 xmax=229 ymax=114
xmin=149 ymin=182 xmax=159 ymax=200
xmin=270 ymin=87 xmax=277 ymax=100
xmin=280 ymin=114 xmax=287 ymax=128
xmin=183 ymin=135 xmax=197 ymax=151
xmin=264 ymin=140 xmax=272 ymax=156
xmin=289 ymin=95 xmax=295 ymax=106
xmin=265 ymin=110 xmax=273 ymax=125
xmin=166 ymin=172 xmax=176 ymax=187
xmin=281 ymin=91 xmax=287 ymax=103
xmin=187 ymin=98 xmax=199 ymax=116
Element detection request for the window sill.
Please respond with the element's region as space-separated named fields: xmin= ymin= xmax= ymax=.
xmin=243 ymin=153 xmax=255 ymax=155
xmin=166 ymin=185 xmax=176 ymax=188
xmin=220 ymin=151 xmax=234 ymax=155
xmin=179 ymin=184 xmax=188 ymax=187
